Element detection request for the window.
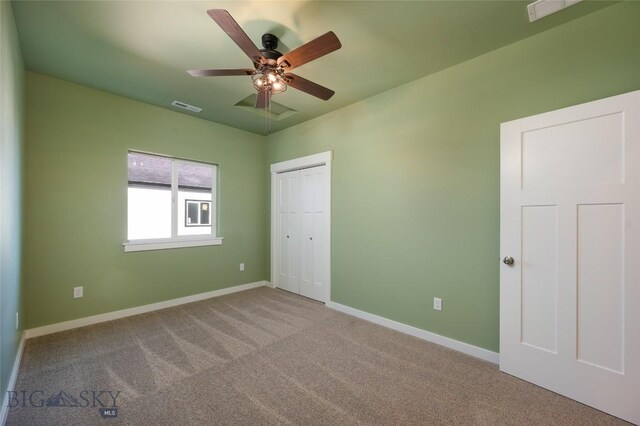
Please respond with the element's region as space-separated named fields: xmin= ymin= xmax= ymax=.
xmin=185 ymin=200 xmax=211 ymax=227
xmin=124 ymin=151 xmax=221 ymax=251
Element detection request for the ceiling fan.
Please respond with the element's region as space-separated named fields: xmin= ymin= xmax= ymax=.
xmin=188 ymin=9 xmax=342 ymax=109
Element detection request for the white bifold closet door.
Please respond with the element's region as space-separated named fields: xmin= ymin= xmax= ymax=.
xmin=275 ymin=165 xmax=329 ymax=302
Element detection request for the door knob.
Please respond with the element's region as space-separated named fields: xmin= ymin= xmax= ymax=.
xmin=503 ymin=256 xmax=515 ymax=266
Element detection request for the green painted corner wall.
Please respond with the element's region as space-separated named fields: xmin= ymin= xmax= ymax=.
xmin=23 ymin=72 xmax=268 ymax=329
xmin=266 ymin=2 xmax=640 ymax=352
xmin=16 ymin=1 xmax=640 ymax=354
xmin=1 ymin=0 xmax=25 ymax=395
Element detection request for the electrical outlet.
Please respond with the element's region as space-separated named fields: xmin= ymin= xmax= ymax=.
xmin=239 ymin=263 xmax=245 ymax=271
xmin=433 ymin=297 xmax=442 ymax=311
xmin=73 ymin=286 xmax=83 ymax=299
xmin=15 ymin=312 xmax=19 ymax=330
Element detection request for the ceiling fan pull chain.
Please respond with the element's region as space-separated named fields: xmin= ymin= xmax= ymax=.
xmin=264 ymin=90 xmax=270 ymax=134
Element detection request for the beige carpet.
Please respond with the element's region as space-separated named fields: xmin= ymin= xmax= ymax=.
xmin=7 ymin=287 xmax=627 ymax=425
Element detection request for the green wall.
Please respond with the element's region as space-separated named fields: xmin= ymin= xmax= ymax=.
xmin=0 ymin=0 xmax=25 ymax=396
xmin=17 ymin=2 xmax=640 ymax=354
xmin=24 ymin=72 xmax=267 ymax=328
xmin=266 ymin=2 xmax=640 ymax=352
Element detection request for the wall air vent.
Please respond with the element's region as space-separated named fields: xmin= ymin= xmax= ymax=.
xmin=527 ymin=0 xmax=584 ymax=22
xmin=171 ymin=100 xmax=202 ymax=113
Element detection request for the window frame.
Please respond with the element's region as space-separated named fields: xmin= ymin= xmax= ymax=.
xmin=185 ymin=199 xmax=212 ymax=227
xmin=123 ymin=151 xmax=222 ymax=252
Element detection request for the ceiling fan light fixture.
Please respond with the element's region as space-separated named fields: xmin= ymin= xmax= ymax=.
xmin=251 ymin=70 xmax=287 ymax=94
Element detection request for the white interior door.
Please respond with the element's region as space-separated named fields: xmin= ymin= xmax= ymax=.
xmin=500 ymin=90 xmax=640 ymax=424
xmin=276 ymin=170 xmax=300 ymax=295
xmin=299 ymin=165 xmax=329 ymax=301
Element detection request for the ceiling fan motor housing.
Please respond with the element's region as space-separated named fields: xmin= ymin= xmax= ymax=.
xmin=260 ymin=34 xmax=282 ymax=62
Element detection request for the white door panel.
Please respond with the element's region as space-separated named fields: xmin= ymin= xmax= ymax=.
xmin=576 ymin=203 xmax=624 ymax=373
xmin=286 ymin=172 xmax=300 ymax=294
xmin=276 ymin=170 xmax=300 ymax=294
xmin=300 ymin=166 xmax=328 ymax=301
xmin=314 ymin=168 xmax=330 ymax=300
xmin=501 ymin=90 xmax=640 ymax=424
xmin=521 ymin=205 xmax=558 ymax=353
xmin=300 ymin=171 xmax=315 ymax=298
xmin=276 ymin=175 xmax=288 ymax=289
xmin=521 ymin=112 xmax=624 ymax=189
xmin=274 ymin=163 xmax=330 ymax=303
xmin=287 ymin=172 xmax=302 ymax=293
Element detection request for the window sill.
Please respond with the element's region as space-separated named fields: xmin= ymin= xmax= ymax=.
xmin=123 ymin=237 xmax=223 ymax=252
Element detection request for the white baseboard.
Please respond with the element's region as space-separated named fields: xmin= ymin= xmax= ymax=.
xmin=1 ymin=332 xmax=26 ymax=425
xmin=326 ymin=301 xmax=499 ymax=364
xmin=25 ymin=281 xmax=269 ymax=339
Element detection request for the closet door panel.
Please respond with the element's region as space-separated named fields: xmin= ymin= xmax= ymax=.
xmin=286 ymin=171 xmax=301 ymax=294
xmin=301 ymin=172 xmax=316 ymax=293
xmin=300 ymin=166 xmax=328 ymax=301
xmin=275 ymin=163 xmax=329 ymax=303
xmin=313 ymin=169 xmax=328 ymax=290
xmin=276 ymin=173 xmax=289 ymax=290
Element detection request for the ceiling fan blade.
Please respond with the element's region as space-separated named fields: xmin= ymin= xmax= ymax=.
xmin=255 ymin=90 xmax=271 ymax=109
xmin=277 ymin=31 xmax=341 ymax=71
xmin=187 ymin=69 xmax=254 ymax=77
xmin=207 ymin=9 xmax=265 ymax=64
xmin=285 ymin=74 xmax=335 ymax=101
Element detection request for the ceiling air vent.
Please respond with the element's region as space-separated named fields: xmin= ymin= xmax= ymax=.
xmin=527 ymin=0 xmax=584 ymax=22
xmin=234 ymin=94 xmax=297 ymax=121
xmin=171 ymin=100 xmax=202 ymax=113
